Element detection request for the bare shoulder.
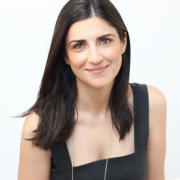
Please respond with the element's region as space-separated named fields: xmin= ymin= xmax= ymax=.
xmin=147 ymin=84 xmax=167 ymax=113
xmin=146 ymin=85 xmax=167 ymax=179
xmin=18 ymin=111 xmax=51 ymax=180
xmin=22 ymin=111 xmax=40 ymax=137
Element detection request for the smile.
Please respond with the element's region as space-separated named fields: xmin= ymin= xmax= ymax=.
xmin=86 ymin=65 xmax=109 ymax=75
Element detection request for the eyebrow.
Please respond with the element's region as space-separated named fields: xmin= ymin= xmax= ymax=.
xmin=67 ymin=33 xmax=115 ymax=47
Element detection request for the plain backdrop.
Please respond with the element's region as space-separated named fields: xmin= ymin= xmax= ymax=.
xmin=0 ymin=0 xmax=179 ymax=179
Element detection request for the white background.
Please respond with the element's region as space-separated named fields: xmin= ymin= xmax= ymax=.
xmin=0 ymin=0 xmax=179 ymax=179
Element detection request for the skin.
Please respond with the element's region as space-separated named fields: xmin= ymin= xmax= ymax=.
xmin=63 ymin=16 xmax=126 ymax=120
xmin=18 ymin=17 xmax=166 ymax=180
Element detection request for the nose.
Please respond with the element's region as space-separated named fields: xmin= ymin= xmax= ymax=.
xmin=88 ymin=45 xmax=103 ymax=64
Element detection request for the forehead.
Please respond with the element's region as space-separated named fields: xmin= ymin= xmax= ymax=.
xmin=65 ymin=17 xmax=117 ymax=42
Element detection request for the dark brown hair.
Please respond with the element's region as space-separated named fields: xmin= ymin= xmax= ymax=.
xmin=14 ymin=0 xmax=133 ymax=150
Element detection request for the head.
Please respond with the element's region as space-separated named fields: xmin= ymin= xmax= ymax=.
xmin=17 ymin=0 xmax=132 ymax=150
xmin=63 ymin=16 xmax=127 ymax=89
xmin=48 ymin=0 xmax=130 ymax=95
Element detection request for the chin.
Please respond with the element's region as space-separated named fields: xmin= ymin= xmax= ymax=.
xmin=87 ymin=78 xmax=114 ymax=89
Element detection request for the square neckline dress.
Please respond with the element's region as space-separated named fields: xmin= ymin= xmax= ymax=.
xmin=49 ymin=83 xmax=149 ymax=180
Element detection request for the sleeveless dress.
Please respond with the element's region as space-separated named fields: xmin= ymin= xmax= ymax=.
xmin=49 ymin=83 xmax=149 ymax=180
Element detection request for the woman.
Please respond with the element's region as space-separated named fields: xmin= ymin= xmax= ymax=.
xmin=17 ymin=0 xmax=166 ymax=179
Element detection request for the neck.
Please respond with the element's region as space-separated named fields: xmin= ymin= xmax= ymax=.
xmin=75 ymin=78 xmax=114 ymax=122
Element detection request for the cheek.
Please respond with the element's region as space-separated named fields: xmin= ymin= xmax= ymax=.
xmin=103 ymin=46 xmax=121 ymax=63
xmin=68 ymin=53 xmax=87 ymax=68
xmin=103 ymin=46 xmax=122 ymax=77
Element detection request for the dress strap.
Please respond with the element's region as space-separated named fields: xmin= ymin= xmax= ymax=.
xmin=50 ymin=141 xmax=72 ymax=169
xmin=130 ymin=83 xmax=149 ymax=152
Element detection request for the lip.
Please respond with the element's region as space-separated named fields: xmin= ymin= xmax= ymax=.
xmin=86 ymin=65 xmax=109 ymax=71
xmin=86 ymin=65 xmax=109 ymax=75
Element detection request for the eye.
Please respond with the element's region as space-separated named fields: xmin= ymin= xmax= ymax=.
xmin=73 ymin=43 xmax=85 ymax=49
xmin=73 ymin=38 xmax=112 ymax=50
xmin=100 ymin=38 xmax=111 ymax=45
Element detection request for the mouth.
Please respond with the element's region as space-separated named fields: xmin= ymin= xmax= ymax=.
xmin=86 ymin=65 xmax=109 ymax=75
xmin=86 ymin=65 xmax=109 ymax=71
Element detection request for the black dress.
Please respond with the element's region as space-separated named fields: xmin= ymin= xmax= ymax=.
xmin=49 ymin=83 xmax=149 ymax=180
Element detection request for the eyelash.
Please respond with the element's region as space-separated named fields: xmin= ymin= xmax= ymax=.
xmin=73 ymin=38 xmax=112 ymax=49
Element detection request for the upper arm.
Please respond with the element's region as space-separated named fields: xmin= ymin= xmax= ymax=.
xmin=18 ymin=111 xmax=51 ymax=180
xmin=146 ymin=85 xmax=167 ymax=180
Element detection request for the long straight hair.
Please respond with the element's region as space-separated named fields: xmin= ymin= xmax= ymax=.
xmin=14 ymin=0 xmax=133 ymax=150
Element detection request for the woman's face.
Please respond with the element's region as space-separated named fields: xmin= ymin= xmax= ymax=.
xmin=63 ymin=16 xmax=127 ymax=89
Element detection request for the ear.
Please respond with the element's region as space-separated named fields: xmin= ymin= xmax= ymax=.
xmin=62 ymin=54 xmax=70 ymax=65
xmin=121 ymin=32 xmax=127 ymax=54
